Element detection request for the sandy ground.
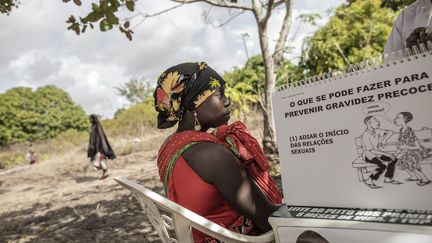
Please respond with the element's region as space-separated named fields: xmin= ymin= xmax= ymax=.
xmin=0 ymin=116 xmax=274 ymax=243
xmin=0 ymin=133 xmax=168 ymax=243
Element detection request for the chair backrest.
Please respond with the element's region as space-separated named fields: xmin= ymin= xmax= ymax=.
xmin=114 ymin=177 xmax=275 ymax=243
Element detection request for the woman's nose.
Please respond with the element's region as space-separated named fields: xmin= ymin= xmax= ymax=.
xmin=223 ymin=96 xmax=230 ymax=107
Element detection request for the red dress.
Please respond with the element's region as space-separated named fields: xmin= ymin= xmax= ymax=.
xmin=157 ymin=121 xmax=282 ymax=242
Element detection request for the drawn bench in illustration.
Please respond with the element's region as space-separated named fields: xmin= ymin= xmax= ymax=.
xmin=352 ymin=127 xmax=432 ymax=182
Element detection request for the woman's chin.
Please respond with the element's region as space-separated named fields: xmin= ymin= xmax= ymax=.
xmin=219 ymin=119 xmax=230 ymax=126
xmin=223 ymin=115 xmax=231 ymax=123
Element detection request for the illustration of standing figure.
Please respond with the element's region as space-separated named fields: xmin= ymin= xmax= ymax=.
xmin=87 ymin=114 xmax=116 ymax=179
xmin=393 ymin=112 xmax=431 ymax=186
xmin=361 ymin=116 xmax=402 ymax=188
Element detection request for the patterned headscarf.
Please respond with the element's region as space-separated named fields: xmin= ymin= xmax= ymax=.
xmin=154 ymin=62 xmax=226 ymax=129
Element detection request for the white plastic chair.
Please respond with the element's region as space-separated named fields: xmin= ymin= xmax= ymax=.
xmin=114 ymin=177 xmax=275 ymax=243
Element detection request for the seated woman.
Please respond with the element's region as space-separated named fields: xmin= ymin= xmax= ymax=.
xmin=154 ymin=62 xmax=282 ymax=242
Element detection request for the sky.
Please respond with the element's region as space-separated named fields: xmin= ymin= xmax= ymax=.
xmin=0 ymin=0 xmax=345 ymax=118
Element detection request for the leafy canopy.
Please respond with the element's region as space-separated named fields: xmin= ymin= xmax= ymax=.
xmin=0 ymin=85 xmax=89 ymax=146
xmin=63 ymin=0 xmax=136 ymax=40
xmin=222 ymin=55 xmax=303 ymax=119
xmin=299 ymin=0 xmax=399 ymax=76
xmin=115 ymin=78 xmax=154 ymax=104
xmin=0 ymin=0 xmax=19 ymax=15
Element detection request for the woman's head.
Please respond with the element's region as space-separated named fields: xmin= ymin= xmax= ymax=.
xmin=194 ymin=85 xmax=230 ymax=129
xmin=394 ymin=112 xmax=413 ymax=126
xmin=154 ymin=62 xmax=230 ymax=130
xmin=89 ymin=114 xmax=99 ymax=125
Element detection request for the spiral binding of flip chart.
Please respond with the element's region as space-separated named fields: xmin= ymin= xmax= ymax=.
xmin=274 ymin=41 xmax=432 ymax=95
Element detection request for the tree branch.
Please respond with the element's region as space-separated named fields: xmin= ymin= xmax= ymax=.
xmin=203 ymin=8 xmax=245 ymax=28
xmin=273 ymin=0 xmax=292 ymax=69
xmin=171 ymin=0 xmax=253 ymax=11
xmin=251 ymin=0 xmax=263 ymax=24
xmin=365 ymin=21 xmax=373 ymax=47
xmin=272 ymin=0 xmax=285 ymax=8
xmin=332 ymin=39 xmax=350 ymax=65
xmin=144 ymin=3 xmax=186 ymax=18
xmin=262 ymin=0 xmax=274 ymax=24
xmin=130 ymin=3 xmax=186 ymax=30
xmin=260 ymin=0 xmax=284 ymax=12
xmin=255 ymin=88 xmax=268 ymax=116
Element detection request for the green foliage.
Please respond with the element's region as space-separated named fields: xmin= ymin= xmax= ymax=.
xmin=223 ymin=56 xmax=262 ymax=119
xmin=0 ymin=85 xmax=89 ymax=146
xmin=300 ymin=0 xmax=399 ymax=76
xmin=0 ymin=129 xmax=88 ymax=169
xmin=0 ymin=150 xmax=26 ymax=169
xmin=114 ymin=107 xmax=126 ymax=118
xmin=115 ymin=78 xmax=154 ymax=104
xmin=223 ymin=55 xmax=303 ymax=118
xmin=50 ymin=129 xmax=88 ymax=150
xmin=224 ymin=56 xmax=265 ymax=93
xmin=64 ymin=0 xmax=136 ymax=40
xmin=298 ymin=13 xmax=322 ymax=27
xmin=224 ymin=79 xmax=258 ymax=120
xmin=276 ymin=61 xmax=304 ymax=87
xmin=103 ymin=97 xmax=157 ymax=137
xmin=223 ymin=55 xmax=302 ymax=91
xmin=0 ymin=0 xmax=19 ymax=15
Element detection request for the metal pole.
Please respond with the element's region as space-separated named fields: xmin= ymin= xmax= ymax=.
xmin=241 ymin=33 xmax=250 ymax=60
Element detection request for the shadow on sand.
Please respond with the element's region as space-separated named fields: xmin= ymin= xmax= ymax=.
xmin=0 ymin=182 xmax=165 ymax=243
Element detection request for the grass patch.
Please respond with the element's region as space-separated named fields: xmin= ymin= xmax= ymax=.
xmin=0 ymin=129 xmax=88 ymax=170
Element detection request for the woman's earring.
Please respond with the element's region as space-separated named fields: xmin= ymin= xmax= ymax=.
xmin=194 ymin=111 xmax=201 ymax=131
xmin=178 ymin=107 xmax=184 ymax=122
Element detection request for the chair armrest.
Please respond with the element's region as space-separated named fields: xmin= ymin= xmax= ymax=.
xmin=114 ymin=177 xmax=275 ymax=243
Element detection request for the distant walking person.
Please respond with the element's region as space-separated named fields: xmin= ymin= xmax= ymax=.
xmin=87 ymin=114 xmax=116 ymax=179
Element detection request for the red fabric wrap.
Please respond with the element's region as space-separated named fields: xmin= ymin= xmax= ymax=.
xmin=157 ymin=121 xmax=282 ymax=204
xmin=213 ymin=121 xmax=281 ymax=204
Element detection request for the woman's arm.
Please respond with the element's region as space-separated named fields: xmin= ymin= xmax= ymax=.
xmin=380 ymin=130 xmax=393 ymax=147
xmin=182 ymin=142 xmax=280 ymax=232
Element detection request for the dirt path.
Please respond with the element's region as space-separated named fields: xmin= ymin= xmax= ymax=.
xmin=0 ymin=117 xmax=268 ymax=243
xmin=0 ymin=135 xmax=168 ymax=243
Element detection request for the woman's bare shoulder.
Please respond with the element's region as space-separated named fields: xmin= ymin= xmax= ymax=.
xmin=182 ymin=142 xmax=240 ymax=183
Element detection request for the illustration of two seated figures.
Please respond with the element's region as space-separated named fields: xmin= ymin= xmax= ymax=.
xmin=353 ymin=112 xmax=432 ymax=189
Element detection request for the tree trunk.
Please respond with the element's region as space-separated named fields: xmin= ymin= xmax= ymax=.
xmin=256 ymin=21 xmax=277 ymax=158
xmin=172 ymin=0 xmax=292 ymax=162
xmin=273 ymin=0 xmax=292 ymax=70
